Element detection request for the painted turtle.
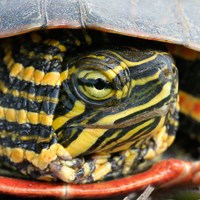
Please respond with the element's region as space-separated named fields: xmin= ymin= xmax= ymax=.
xmin=0 ymin=0 xmax=199 ymax=199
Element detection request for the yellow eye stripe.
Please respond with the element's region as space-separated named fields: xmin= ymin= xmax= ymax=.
xmin=106 ymin=64 xmax=126 ymax=80
xmin=93 ymin=82 xmax=172 ymax=126
xmin=111 ymin=50 xmax=168 ymax=67
xmin=131 ymin=65 xmax=167 ymax=87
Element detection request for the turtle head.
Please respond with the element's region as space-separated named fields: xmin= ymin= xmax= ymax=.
xmin=53 ymin=47 xmax=178 ymax=157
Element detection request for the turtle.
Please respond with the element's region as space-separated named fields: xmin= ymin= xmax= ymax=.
xmin=0 ymin=0 xmax=199 ymax=199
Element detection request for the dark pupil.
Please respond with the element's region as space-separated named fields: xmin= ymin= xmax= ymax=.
xmin=94 ymin=78 xmax=106 ymax=90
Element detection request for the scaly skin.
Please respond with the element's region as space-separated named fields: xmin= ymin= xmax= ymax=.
xmin=0 ymin=30 xmax=178 ymax=183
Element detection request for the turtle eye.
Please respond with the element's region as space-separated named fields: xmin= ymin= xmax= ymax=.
xmin=77 ymin=70 xmax=113 ymax=100
xmin=67 ymin=50 xmax=131 ymax=106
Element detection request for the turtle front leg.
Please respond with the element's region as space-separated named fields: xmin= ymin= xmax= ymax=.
xmin=21 ymin=145 xmax=143 ymax=183
xmin=20 ymin=124 xmax=176 ymax=183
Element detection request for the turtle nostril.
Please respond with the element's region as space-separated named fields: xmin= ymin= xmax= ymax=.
xmin=164 ymin=69 xmax=170 ymax=77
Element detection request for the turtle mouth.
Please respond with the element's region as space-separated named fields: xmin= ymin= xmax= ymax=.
xmin=83 ymin=101 xmax=177 ymax=129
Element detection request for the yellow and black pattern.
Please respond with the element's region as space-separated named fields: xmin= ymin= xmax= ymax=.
xmin=0 ymin=30 xmax=178 ymax=183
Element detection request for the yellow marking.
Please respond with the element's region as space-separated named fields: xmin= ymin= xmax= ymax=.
xmin=57 ymin=166 xmax=75 ymax=182
xmin=132 ymin=68 xmax=161 ymax=86
xmin=40 ymin=71 xmax=60 ymax=86
xmin=92 ymin=162 xmax=112 ymax=181
xmin=11 ymin=148 xmax=24 ymax=163
xmin=0 ymin=130 xmax=7 ymax=139
xmin=37 ymin=175 xmax=54 ymax=181
xmin=44 ymin=39 xmax=67 ymax=52
xmin=0 ymin=146 xmax=3 ymax=156
xmin=53 ymin=55 xmax=63 ymax=62
xmin=5 ymin=108 xmax=16 ymax=122
xmin=58 ymin=45 xmax=67 ymax=52
xmin=10 ymin=63 xmax=23 ymax=77
xmin=20 ymin=135 xmax=37 ymax=141
xmin=20 ymin=47 xmax=64 ymax=61
xmin=95 ymin=130 xmax=121 ymax=151
xmin=168 ymin=104 xmax=179 ymax=127
xmin=94 ymin=82 xmax=172 ymax=126
xmin=0 ymin=80 xmax=59 ymax=104
xmin=0 ymin=107 xmax=4 ymax=120
xmin=111 ymin=51 xmax=165 ymax=67
xmin=44 ymin=39 xmax=59 ymax=46
xmin=108 ymin=117 xmax=165 ymax=153
xmin=21 ymin=66 xmax=35 ymax=82
xmin=0 ymin=107 xmax=53 ymax=126
xmin=33 ymin=144 xmax=71 ymax=170
xmin=3 ymin=46 xmax=14 ymax=70
xmin=0 ymin=144 xmax=72 ymax=173
xmin=123 ymin=149 xmax=138 ymax=170
xmin=60 ymin=70 xmax=68 ymax=83
xmin=179 ymin=90 xmax=200 ymax=122
xmin=52 ymin=100 xmax=85 ymax=131
xmin=4 ymin=47 xmax=63 ymax=86
xmin=106 ymin=68 xmax=119 ymax=80
xmin=65 ymin=128 xmax=107 ymax=157
xmin=34 ymin=69 xmax=45 ymax=84
xmin=42 ymin=54 xmax=53 ymax=60
xmin=10 ymin=63 xmax=61 ymax=86
xmin=5 ymin=147 xmax=12 ymax=158
xmin=84 ymin=33 xmax=92 ymax=45
xmin=82 ymin=163 xmax=91 ymax=177
xmin=93 ymin=154 xmax=111 ymax=164
xmin=68 ymin=66 xmax=78 ymax=77
xmin=97 ymin=119 xmax=155 ymax=153
xmin=86 ymin=55 xmax=105 ymax=60
xmin=0 ymin=81 xmax=8 ymax=93
xmin=106 ymin=64 xmax=127 ymax=78
xmin=36 ymin=148 xmax=57 ymax=169
xmin=37 ymin=136 xmax=53 ymax=144
xmin=144 ymin=126 xmax=175 ymax=160
xmin=25 ymin=150 xmax=37 ymax=162
xmin=27 ymin=111 xmax=39 ymax=124
xmin=115 ymin=84 xmax=129 ymax=99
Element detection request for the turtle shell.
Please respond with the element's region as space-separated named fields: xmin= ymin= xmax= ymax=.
xmin=0 ymin=0 xmax=200 ymax=51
